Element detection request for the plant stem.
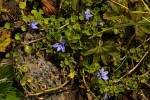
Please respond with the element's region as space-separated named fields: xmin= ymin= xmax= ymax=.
xmin=28 ymin=80 xmax=70 ymax=96
xmin=115 ymin=50 xmax=150 ymax=83
xmin=82 ymin=70 xmax=98 ymax=99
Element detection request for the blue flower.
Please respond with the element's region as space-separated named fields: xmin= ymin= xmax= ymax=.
xmin=104 ymin=93 xmax=110 ymax=100
xmin=52 ymin=40 xmax=66 ymax=52
xmin=84 ymin=9 xmax=93 ymax=20
xmin=97 ymin=68 xmax=109 ymax=80
xmin=97 ymin=21 xmax=103 ymax=26
xmin=104 ymin=1 xmax=110 ymax=5
xmin=28 ymin=21 xmax=38 ymax=29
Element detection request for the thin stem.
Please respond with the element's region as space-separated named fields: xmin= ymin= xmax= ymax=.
xmin=114 ymin=55 xmax=127 ymax=72
xmin=28 ymin=80 xmax=70 ymax=96
xmin=142 ymin=82 xmax=150 ymax=87
xmin=58 ymin=23 xmax=69 ymax=29
xmin=139 ymin=71 xmax=149 ymax=77
xmin=26 ymin=37 xmax=44 ymax=44
xmin=115 ymin=50 xmax=150 ymax=83
xmin=138 ymin=37 xmax=150 ymax=48
xmin=21 ymin=37 xmax=44 ymax=45
xmin=130 ymin=11 xmax=150 ymax=14
xmin=82 ymin=70 xmax=98 ymax=99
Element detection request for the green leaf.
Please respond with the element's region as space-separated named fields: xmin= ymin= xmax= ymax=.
xmin=4 ymin=23 xmax=10 ymax=29
xmin=109 ymin=2 xmax=121 ymax=14
xmin=0 ymin=65 xmax=14 ymax=81
xmin=91 ymin=77 xmax=104 ymax=86
xmin=91 ymin=77 xmax=99 ymax=86
xmin=0 ymin=82 xmax=23 ymax=100
xmin=54 ymin=34 xmax=62 ymax=41
xmin=46 ymin=46 xmax=53 ymax=53
xmin=31 ymin=10 xmax=43 ymax=19
xmin=64 ymin=60 xmax=70 ymax=65
xmin=36 ymin=41 xmax=43 ymax=48
xmin=73 ymin=34 xmax=80 ymax=40
xmin=93 ymin=54 xmax=101 ymax=63
xmin=58 ymin=17 xmax=65 ymax=22
xmin=85 ymin=63 xmax=100 ymax=74
xmin=39 ymin=9 xmax=44 ymax=14
xmin=114 ymin=29 xmax=119 ymax=34
xmin=103 ymin=13 xmax=121 ymax=20
xmin=82 ymin=30 xmax=91 ymax=36
xmin=101 ymin=55 xmax=108 ymax=65
xmin=21 ymin=25 xmax=26 ymax=31
xmin=24 ymin=45 xmax=32 ymax=53
xmin=71 ymin=13 xmax=78 ymax=22
xmin=15 ymin=33 xmax=22 ymax=41
xmin=22 ymin=16 xmax=28 ymax=23
xmin=73 ymin=23 xmax=81 ymax=30
xmin=19 ymin=2 xmax=26 ymax=9
xmin=79 ymin=14 xmax=84 ymax=20
xmin=21 ymin=65 xmax=28 ymax=73
xmin=71 ymin=0 xmax=79 ymax=10
xmin=136 ymin=26 xmax=150 ymax=34
xmin=92 ymin=7 xmax=100 ymax=15
xmin=83 ymin=47 xmax=99 ymax=56
xmin=0 ymin=81 xmax=12 ymax=90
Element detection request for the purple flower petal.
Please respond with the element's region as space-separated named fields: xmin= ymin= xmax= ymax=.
xmin=32 ymin=26 xmax=38 ymax=29
xmin=61 ymin=46 xmax=65 ymax=52
xmin=28 ymin=21 xmax=38 ymax=29
xmin=60 ymin=40 xmax=66 ymax=45
xmin=97 ymin=22 xmax=103 ymax=26
xmin=32 ymin=22 xmax=38 ymax=25
xmin=97 ymin=68 xmax=109 ymax=80
xmin=104 ymin=93 xmax=110 ymax=100
xmin=102 ymin=76 xmax=109 ymax=80
xmin=97 ymin=74 xmax=101 ymax=78
xmin=84 ymin=9 xmax=93 ymax=20
xmin=85 ymin=15 xmax=93 ymax=20
xmin=102 ymin=71 xmax=108 ymax=76
xmin=57 ymin=45 xmax=62 ymax=52
xmin=52 ymin=43 xmax=60 ymax=48
xmin=85 ymin=9 xmax=90 ymax=14
xmin=100 ymin=68 xmax=104 ymax=73
xmin=52 ymin=40 xmax=66 ymax=52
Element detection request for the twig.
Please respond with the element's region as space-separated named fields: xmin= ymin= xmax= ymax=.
xmin=114 ymin=55 xmax=127 ymax=72
xmin=115 ymin=34 xmax=136 ymax=72
xmin=138 ymin=37 xmax=150 ymax=48
xmin=26 ymin=37 xmax=44 ymax=44
xmin=139 ymin=71 xmax=149 ymax=77
xmin=82 ymin=70 xmax=98 ymax=99
xmin=28 ymin=80 xmax=70 ymax=96
xmin=58 ymin=23 xmax=69 ymax=29
xmin=142 ymin=82 xmax=150 ymax=87
xmin=115 ymin=50 xmax=150 ymax=83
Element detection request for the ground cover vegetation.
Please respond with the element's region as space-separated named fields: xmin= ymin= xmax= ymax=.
xmin=0 ymin=0 xmax=150 ymax=99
